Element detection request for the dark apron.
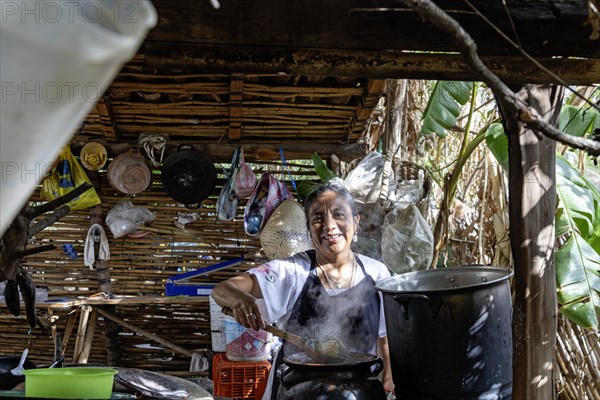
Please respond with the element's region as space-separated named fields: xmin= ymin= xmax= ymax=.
xmin=270 ymin=249 xmax=380 ymax=399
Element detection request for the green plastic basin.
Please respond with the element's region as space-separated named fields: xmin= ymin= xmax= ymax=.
xmin=23 ymin=367 xmax=117 ymax=399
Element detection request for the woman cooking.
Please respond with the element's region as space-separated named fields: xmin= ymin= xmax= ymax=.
xmin=211 ymin=181 xmax=395 ymax=399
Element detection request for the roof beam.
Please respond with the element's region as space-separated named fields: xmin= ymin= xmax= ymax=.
xmin=143 ymin=43 xmax=600 ymax=86
xmin=95 ymin=96 xmax=118 ymax=140
xmin=228 ymin=73 xmax=244 ymax=141
xmin=70 ymin=141 xmax=368 ymax=163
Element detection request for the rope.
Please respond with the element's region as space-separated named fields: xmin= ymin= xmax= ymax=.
xmin=138 ymin=133 xmax=168 ymax=167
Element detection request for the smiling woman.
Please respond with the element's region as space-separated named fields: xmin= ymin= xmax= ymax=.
xmin=211 ymin=181 xmax=395 ymax=399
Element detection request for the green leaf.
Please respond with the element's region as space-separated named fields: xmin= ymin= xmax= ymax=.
xmin=559 ymin=104 xmax=599 ymax=137
xmin=559 ymin=299 xmax=600 ymax=329
xmin=311 ymin=153 xmax=336 ymax=183
xmin=580 ymin=173 xmax=600 ymax=253
xmin=556 ymin=155 xmax=595 ymax=234
xmin=485 ymin=123 xmax=509 ymax=171
xmin=555 ymin=208 xmax=571 ymax=238
xmin=421 ymin=81 xmax=474 ymax=137
xmin=588 ymin=200 xmax=600 ymax=254
xmin=297 ymin=181 xmax=320 ymax=202
xmin=555 ymin=232 xmax=600 ymax=328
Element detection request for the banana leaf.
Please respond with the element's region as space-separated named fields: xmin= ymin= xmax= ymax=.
xmin=580 ymin=173 xmax=600 ymax=253
xmin=311 ymin=153 xmax=336 ymax=183
xmin=555 ymin=232 xmax=600 ymax=328
xmin=556 ymin=155 xmax=595 ymax=238
xmin=559 ymin=104 xmax=600 ymax=136
xmin=556 ymin=154 xmax=600 ymax=328
xmin=485 ymin=123 xmax=508 ymax=171
xmin=420 ymin=81 xmax=474 ymax=137
xmin=296 ymin=153 xmax=337 ymax=201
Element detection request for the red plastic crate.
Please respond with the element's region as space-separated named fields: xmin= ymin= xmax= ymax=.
xmin=212 ymin=353 xmax=271 ymax=399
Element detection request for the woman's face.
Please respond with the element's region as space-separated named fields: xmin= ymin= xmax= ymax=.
xmin=307 ymin=190 xmax=358 ymax=259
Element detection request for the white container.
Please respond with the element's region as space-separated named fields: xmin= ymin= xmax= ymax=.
xmin=0 ymin=0 xmax=157 ymax=236
xmin=209 ymin=296 xmax=227 ymax=352
xmin=224 ymin=316 xmax=272 ymax=362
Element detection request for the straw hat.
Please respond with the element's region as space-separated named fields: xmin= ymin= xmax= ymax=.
xmin=80 ymin=142 xmax=107 ymax=171
xmin=260 ymin=199 xmax=313 ymax=260
xmin=107 ymin=150 xmax=151 ymax=195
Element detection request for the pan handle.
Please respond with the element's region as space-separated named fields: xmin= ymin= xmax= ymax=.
xmin=370 ymin=357 xmax=384 ymax=376
xmin=276 ymin=363 xmax=291 ymax=383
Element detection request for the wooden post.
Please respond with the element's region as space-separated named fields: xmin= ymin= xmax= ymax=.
xmin=497 ymin=84 xmax=563 ymax=399
xmin=86 ymin=171 xmax=121 ymax=366
xmin=72 ymin=305 xmax=92 ymax=363
xmin=62 ymin=311 xmax=78 ymax=357
xmin=78 ymin=307 xmax=98 ymax=364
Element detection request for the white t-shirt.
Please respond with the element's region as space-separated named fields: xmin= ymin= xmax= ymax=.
xmin=249 ymin=251 xmax=390 ymax=338
xmin=248 ymin=251 xmax=391 ymax=400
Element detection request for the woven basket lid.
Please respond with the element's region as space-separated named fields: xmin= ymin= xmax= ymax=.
xmin=260 ymin=199 xmax=313 ymax=260
xmin=107 ymin=150 xmax=151 ymax=195
xmin=80 ymin=142 xmax=107 ymax=171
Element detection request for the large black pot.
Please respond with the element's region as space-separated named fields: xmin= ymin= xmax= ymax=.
xmin=0 ymin=356 xmax=35 ymax=390
xmin=276 ymin=352 xmax=386 ymax=400
xmin=376 ymin=266 xmax=513 ymax=400
xmin=161 ymin=145 xmax=217 ymax=208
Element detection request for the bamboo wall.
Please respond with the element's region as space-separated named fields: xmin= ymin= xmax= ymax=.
xmin=0 ymin=159 xmax=319 ymax=376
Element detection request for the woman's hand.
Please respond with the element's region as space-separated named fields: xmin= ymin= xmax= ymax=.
xmin=228 ymin=291 xmax=265 ymax=331
xmin=377 ymin=337 xmax=395 ymax=397
xmin=212 ymin=273 xmax=265 ymax=331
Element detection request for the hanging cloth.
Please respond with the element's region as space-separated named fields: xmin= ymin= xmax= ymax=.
xmin=84 ymin=224 xmax=110 ymax=269
xmin=138 ymin=133 xmax=168 ymax=167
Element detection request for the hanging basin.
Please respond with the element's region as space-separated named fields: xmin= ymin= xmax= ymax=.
xmin=161 ymin=145 xmax=217 ymax=208
xmin=376 ymin=266 xmax=514 ymax=400
xmin=23 ymin=367 xmax=117 ymax=399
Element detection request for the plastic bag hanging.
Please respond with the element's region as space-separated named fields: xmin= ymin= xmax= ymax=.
xmin=216 ymin=148 xmax=240 ymax=221
xmin=40 ymin=146 xmax=101 ymax=210
xmin=234 ymin=147 xmax=257 ymax=198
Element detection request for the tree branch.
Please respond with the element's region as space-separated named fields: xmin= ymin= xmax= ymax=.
xmin=26 ymin=183 xmax=92 ymax=219
xmin=400 ymin=0 xmax=600 ymax=156
xmin=28 ymin=206 xmax=70 ymax=238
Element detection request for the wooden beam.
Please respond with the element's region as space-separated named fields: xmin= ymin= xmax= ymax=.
xmin=228 ymin=73 xmax=244 ymax=140
xmin=95 ymin=97 xmax=118 ymax=140
xmin=349 ymin=79 xmax=386 ymax=140
xmin=70 ymin=141 xmax=368 ymax=163
xmin=143 ymin=43 xmax=600 ymax=86
xmin=148 ymin=0 xmax=598 ymax=60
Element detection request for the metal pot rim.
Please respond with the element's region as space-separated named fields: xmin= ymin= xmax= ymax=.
xmin=376 ymin=265 xmax=513 ymax=294
xmin=282 ymin=351 xmax=379 ymax=368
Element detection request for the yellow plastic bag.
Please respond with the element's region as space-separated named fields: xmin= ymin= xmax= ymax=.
xmin=41 ymin=146 xmax=101 ymax=210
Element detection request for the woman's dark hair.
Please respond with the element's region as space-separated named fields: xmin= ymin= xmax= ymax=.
xmin=303 ymin=181 xmax=358 ymax=228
